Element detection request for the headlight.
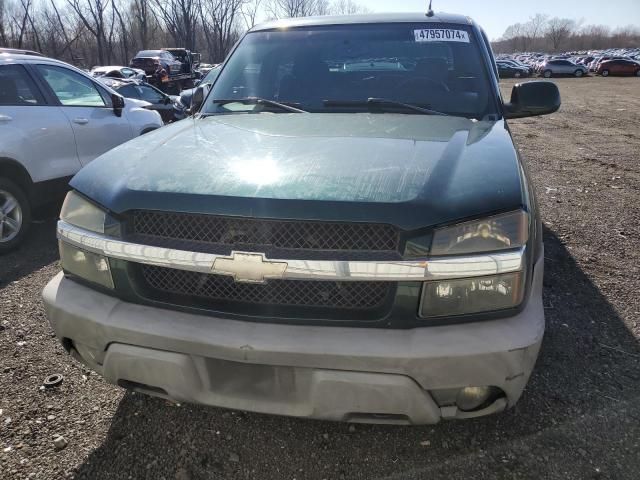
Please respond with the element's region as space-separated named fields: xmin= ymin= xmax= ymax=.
xmin=419 ymin=272 xmax=524 ymax=318
xmin=60 ymin=191 xmax=106 ymax=233
xmin=431 ymin=210 xmax=528 ymax=256
xmin=59 ymin=241 xmax=114 ymax=289
xmin=420 ymin=210 xmax=529 ymax=318
xmin=59 ymin=191 xmax=113 ymax=288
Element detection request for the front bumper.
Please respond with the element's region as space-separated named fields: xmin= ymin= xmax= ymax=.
xmin=42 ymin=257 xmax=544 ymax=425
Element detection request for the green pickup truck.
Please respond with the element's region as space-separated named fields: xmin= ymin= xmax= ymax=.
xmin=43 ymin=12 xmax=560 ymax=424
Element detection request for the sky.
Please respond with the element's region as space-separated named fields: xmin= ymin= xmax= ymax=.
xmin=351 ymin=0 xmax=640 ymax=40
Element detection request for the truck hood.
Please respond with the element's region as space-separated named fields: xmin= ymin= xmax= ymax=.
xmin=71 ymin=113 xmax=524 ymax=231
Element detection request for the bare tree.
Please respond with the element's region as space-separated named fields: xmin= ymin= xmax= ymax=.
xmin=199 ymin=0 xmax=243 ymax=62
xmin=241 ymin=0 xmax=262 ymax=30
xmin=9 ymin=0 xmax=32 ymax=48
xmin=0 ymin=0 xmax=7 ymax=45
xmin=267 ymin=0 xmax=328 ymax=18
xmin=151 ymin=0 xmax=198 ymax=50
xmin=111 ymin=0 xmax=130 ymax=62
xmin=610 ymin=24 xmax=640 ymax=48
xmin=67 ymin=0 xmax=112 ymax=64
xmin=131 ymin=0 xmax=152 ymax=49
xmin=523 ymin=13 xmax=547 ymax=51
xmin=545 ymin=17 xmax=575 ymax=52
xmin=501 ymin=23 xmax=524 ymax=52
xmin=330 ymin=0 xmax=368 ymax=14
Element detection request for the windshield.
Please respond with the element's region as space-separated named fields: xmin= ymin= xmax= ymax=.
xmin=203 ymin=23 xmax=497 ymax=118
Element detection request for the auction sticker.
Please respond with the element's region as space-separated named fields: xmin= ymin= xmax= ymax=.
xmin=414 ymin=29 xmax=470 ymax=43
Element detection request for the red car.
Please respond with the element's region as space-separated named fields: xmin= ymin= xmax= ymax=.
xmin=597 ymin=59 xmax=640 ymax=77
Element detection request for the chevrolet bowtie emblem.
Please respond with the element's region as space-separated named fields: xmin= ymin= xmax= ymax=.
xmin=212 ymin=251 xmax=288 ymax=284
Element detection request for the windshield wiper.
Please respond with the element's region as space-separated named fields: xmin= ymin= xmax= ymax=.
xmin=323 ymin=98 xmax=448 ymax=116
xmin=212 ymin=97 xmax=307 ymax=113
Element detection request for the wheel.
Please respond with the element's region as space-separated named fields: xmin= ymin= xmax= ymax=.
xmin=574 ymin=69 xmax=583 ymax=77
xmin=0 ymin=178 xmax=31 ymax=254
xmin=543 ymin=70 xmax=552 ymax=78
xmin=514 ymin=71 xmax=521 ymax=78
xmin=635 ymin=69 xmax=640 ymax=77
xmin=601 ymin=70 xmax=609 ymax=77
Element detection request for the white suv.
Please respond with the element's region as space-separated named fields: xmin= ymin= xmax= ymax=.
xmin=0 ymin=53 xmax=163 ymax=252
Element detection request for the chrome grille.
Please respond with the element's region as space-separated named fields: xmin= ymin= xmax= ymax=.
xmin=138 ymin=264 xmax=393 ymax=315
xmin=129 ymin=211 xmax=399 ymax=253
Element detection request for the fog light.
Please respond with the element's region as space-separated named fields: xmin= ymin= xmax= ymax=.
xmin=456 ymin=386 xmax=498 ymax=412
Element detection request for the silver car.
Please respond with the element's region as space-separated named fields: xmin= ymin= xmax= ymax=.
xmin=0 ymin=54 xmax=163 ymax=252
xmin=540 ymin=59 xmax=588 ymax=78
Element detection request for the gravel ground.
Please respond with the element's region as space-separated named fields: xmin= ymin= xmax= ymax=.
xmin=1 ymin=76 xmax=640 ymax=480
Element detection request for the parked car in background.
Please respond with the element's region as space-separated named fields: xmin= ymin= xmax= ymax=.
xmin=0 ymin=53 xmax=162 ymax=252
xmin=130 ymin=50 xmax=182 ymax=76
xmin=539 ymin=59 xmax=588 ymax=77
xmin=589 ymin=56 xmax=625 ymax=72
xmin=44 ymin=12 xmax=560 ymax=425
xmin=99 ymin=77 xmax=186 ymax=123
xmin=500 ymin=58 xmax=534 ymax=75
xmin=496 ymin=60 xmax=529 ymax=78
xmin=197 ymin=63 xmax=217 ymax=76
xmin=177 ymin=64 xmax=221 ymax=112
xmin=161 ymin=48 xmax=200 ymax=76
xmin=596 ymin=59 xmax=640 ymax=77
xmin=91 ymin=65 xmax=146 ymax=80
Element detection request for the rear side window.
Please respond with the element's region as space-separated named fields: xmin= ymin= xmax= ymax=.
xmin=0 ymin=64 xmax=45 ymax=105
xmin=37 ymin=65 xmax=105 ymax=107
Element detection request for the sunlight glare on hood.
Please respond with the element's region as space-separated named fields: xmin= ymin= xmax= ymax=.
xmin=229 ymin=154 xmax=282 ymax=186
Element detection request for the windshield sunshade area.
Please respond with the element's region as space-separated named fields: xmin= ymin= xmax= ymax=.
xmin=204 ymin=23 xmax=497 ymax=118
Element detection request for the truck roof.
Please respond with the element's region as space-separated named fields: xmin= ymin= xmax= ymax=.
xmin=251 ymin=12 xmax=474 ymax=32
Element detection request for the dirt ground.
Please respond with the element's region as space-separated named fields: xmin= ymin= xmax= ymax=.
xmin=1 ymin=76 xmax=640 ymax=480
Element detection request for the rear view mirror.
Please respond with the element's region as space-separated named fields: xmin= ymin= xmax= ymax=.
xmin=112 ymin=94 xmax=125 ymax=117
xmin=190 ymin=86 xmax=206 ymax=114
xmin=504 ymin=81 xmax=560 ymax=119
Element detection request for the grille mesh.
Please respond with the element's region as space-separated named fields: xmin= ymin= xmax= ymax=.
xmin=130 ymin=211 xmax=399 ymax=253
xmin=139 ymin=264 xmax=391 ymax=312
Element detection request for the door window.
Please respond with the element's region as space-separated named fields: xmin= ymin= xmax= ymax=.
xmin=0 ymin=64 xmax=44 ymax=105
xmin=117 ymin=85 xmax=142 ymax=99
xmin=138 ymin=85 xmax=165 ymax=103
xmin=117 ymin=84 xmax=163 ymax=104
xmin=37 ymin=65 xmax=105 ymax=107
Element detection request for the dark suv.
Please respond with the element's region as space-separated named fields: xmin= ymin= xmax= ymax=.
xmin=130 ymin=50 xmax=182 ymax=76
xmin=44 ymin=12 xmax=560 ymax=424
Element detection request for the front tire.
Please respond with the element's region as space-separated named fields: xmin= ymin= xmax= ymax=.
xmin=574 ymin=69 xmax=584 ymax=77
xmin=543 ymin=70 xmax=552 ymax=78
xmin=601 ymin=70 xmax=609 ymax=77
xmin=0 ymin=178 xmax=31 ymax=254
xmin=635 ymin=69 xmax=640 ymax=77
xmin=514 ymin=71 xmax=521 ymax=78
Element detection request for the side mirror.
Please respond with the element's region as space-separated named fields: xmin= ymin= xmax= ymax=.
xmin=112 ymin=94 xmax=125 ymax=117
xmin=190 ymin=85 xmax=205 ymax=113
xmin=504 ymin=80 xmax=560 ymax=119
